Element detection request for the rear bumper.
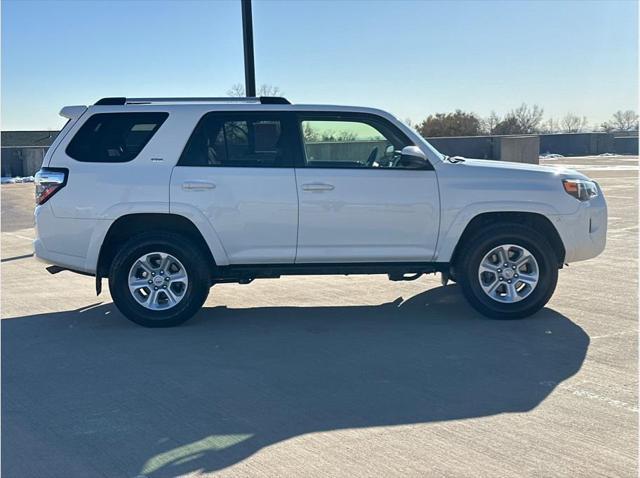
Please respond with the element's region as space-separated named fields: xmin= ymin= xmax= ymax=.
xmin=33 ymin=238 xmax=94 ymax=274
xmin=552 ymin=192 xmax=607 ymax=264
xmin=34 ymin=203 xmax=104 ymax=274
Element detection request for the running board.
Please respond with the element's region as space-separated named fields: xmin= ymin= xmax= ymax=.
xmin=213 ymin=262 xmax=446 ymax=285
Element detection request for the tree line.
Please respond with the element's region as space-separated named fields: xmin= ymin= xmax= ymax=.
xmin=412 ymin=104 xmax=639 ymax=138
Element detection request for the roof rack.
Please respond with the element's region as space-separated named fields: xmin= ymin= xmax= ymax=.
xmin=95 ymin=96 xmax=291 ymax=106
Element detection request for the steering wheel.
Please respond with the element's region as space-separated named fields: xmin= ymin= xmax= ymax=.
xmin=365 ymin=147 xmax=379 ymax=167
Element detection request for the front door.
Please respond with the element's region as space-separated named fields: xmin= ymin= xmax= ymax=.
xmin=170 ymin=111 xmax=299 ymax=264
xmin=294 ymin=113 xmax=440 ymax=263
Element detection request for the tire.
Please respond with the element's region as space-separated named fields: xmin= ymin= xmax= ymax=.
xmin=457 ymin=224 xmax=559 ymax=319
xmin=109 ymin=231 xmax=210 ymax=327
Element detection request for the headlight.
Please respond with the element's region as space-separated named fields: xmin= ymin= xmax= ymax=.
xmin=562 ymin=179 xmax=598 ymax=201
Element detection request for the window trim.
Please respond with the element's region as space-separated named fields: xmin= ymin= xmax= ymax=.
xmin=65 ymin=112 xmax=168 ymax=163
xmin=295 ymin=112 xmax=434 ymax=171
xmin=177 ymin=111 xmax=298 ymax=168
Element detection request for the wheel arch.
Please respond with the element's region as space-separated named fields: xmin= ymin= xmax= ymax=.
xmin=449 ymin=211 xmax=566 ymax=269
xmin=96 ymin=213 xmax=217 ymax=280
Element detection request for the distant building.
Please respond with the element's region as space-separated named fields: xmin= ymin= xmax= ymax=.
xmin=1 ymin=131 xmax=60 ymax=177
xmin=1 ymin=130 xmax=60 ymax=147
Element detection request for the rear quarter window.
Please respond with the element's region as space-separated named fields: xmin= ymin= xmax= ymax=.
xmin=65 ymin=112 xmax=168 ymax=162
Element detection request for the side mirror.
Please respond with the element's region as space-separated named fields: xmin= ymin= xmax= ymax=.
xmin=398 ymin=146 xmax=430 ymax=169
xmin=400 ymin=146 xmax=427 ymax=161
xmin=385 ymin=144 xmax=395 ymax=156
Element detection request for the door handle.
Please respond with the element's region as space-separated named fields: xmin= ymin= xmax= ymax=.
xmin=182 ymin=181 xmax=216 ymax=191
xmin=302 ymin=183 xmax=335 ymax=192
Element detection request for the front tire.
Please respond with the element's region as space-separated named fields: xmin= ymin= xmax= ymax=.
xmin=109 ymin=232 xmax=210 ymax=327
xmin=457 ymin=224 xmax=559 ymax=319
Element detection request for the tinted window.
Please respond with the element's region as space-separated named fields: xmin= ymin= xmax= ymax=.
xmin=300 ymin=116 xmax=419 ymax=169
xmin=66 ymin=113 xmax=168 ymax=162
xmin=178 ymin=113 xmax=290 ymax=167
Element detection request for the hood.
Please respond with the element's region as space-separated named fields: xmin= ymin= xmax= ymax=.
xmin=454 ymin=158 xmax=590 ymax=180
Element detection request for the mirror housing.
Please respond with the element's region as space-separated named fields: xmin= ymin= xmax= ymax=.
xmin=400 ymin=146 xmax=427 ymax=161
xmin=385 ymin=144 xmax=395 ymax=156
xmin=398 ymin=146 xmax=430 ymax=169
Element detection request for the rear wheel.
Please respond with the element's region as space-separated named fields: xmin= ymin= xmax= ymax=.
xmin=109 ymin=232 xmax=210 ymax=327
xmin=457 ymin=224 xmax=559 ymax=319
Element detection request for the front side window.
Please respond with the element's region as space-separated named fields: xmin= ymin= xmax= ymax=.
xmin=179 ymin=113 xmax=290 ymax=167
xmin=66 ymin=112 xmax=168 ymax=162
xmin=300 ymin=116 xmax=417 ymax=169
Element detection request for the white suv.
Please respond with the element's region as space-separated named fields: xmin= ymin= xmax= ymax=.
xmin=34 ymin=96 xmax=607 ymax=327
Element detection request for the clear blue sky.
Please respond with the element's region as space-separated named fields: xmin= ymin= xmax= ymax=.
xmin=2 ymin=0 xmax=638 ymax=130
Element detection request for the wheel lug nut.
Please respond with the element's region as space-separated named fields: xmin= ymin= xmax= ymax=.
xmin=504 ymin=263 xmax=508 ymax=267
xmin=507 ymin=280 xmax=512 ymax=284
xmin=154 ymin=286 xmax=158 ymax=290
xmin=165 ymin=277 xmax=170 ymax=281
xmin=499 ymin=277 xmax=503 ymax=281
xmin=151 ymin=272 xmax=155 ymax=276
xmin=160 ymin=270 xmax=164 ymax=275
xmin=512 ymin=265 xmax=516 ymax=270
xmin=515 ymin=274 xmax=519 ymax=278
xmin=148 ymin=280 xmax=152 ymax=284
xmin=163 ymin=285 xmax=167 ymax=289
xmin=497 ymin=268 xmax=502 ymax=273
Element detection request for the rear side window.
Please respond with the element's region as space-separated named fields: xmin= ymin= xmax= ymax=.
xmin=66 ymin=112 xmax=168 ymax=162
xmin=178 ymin=112 xmax=293 ymax=167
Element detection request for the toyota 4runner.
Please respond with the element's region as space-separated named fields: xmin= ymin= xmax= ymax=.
xmin=34 ymin=96 xmax=607 ymax=327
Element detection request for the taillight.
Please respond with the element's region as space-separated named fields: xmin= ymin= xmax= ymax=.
xmin=35 ymin=168 xmax=67 ymax=205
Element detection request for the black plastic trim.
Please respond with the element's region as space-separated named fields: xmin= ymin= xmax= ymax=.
xmin=95 ymin=97 xmax=126 ymax=105
xmin=260 ymin=96 xmax=290 ymax=104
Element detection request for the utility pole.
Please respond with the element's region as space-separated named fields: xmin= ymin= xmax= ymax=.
xmin=241 ymin=0 xmax=256 ymax=97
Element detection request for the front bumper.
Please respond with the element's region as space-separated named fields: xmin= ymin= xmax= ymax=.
xmin=551 ymin=191 xmax=607 ymax=264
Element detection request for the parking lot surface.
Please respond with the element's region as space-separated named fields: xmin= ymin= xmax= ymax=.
xmin=2 ymin=156 xmax=638 ymax=477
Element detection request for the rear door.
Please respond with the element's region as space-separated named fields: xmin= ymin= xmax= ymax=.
xmin=294 ymin=112 xmax=440 ymax=263
xmin=170 ymin=111 xmax=299 ymax=264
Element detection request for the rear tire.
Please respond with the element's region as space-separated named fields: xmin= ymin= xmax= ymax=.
xmin=109 ymin=232 xmax=210 ymax=327
xmin=457 ymin=224 xmax=559 ymax=319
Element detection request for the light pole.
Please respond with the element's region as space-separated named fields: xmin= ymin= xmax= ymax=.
xmin=241 ymin=0 xmax=256 ymax=97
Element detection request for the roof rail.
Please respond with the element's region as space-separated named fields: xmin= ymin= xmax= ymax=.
xmin=94 ymin=96 xmax=291 ymax=106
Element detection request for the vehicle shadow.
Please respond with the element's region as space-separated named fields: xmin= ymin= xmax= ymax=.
xmin=2 ymin=285 xmax=588 ymax=477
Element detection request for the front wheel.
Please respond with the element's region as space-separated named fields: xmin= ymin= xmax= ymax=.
xmin=109 ymin=232 xmax=210 ymax=327
xmin=457 ymin=224 xmax=559 ymax=319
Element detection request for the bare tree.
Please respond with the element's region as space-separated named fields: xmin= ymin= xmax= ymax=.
xmin=302 ymin=122 xmax=319 ymax=142
xmin=226 ymin=83 xmax=245 ymax=97
xmin=258 ymin=84 xmax=283 ymax=97
xmin=540 ymin=118 xmax=560 ymax=134
xmin=482 ymin=111 xmax=500 ymax=134
xmin=226 ymin=83 xmax=284 ymax=97
xmin=511 ymin=103 xmax=544 ymax=134
xmin=561 ymin=113 xmax=588 ymax=133
xmin=601 ymin=110 xmax=639 ymax=132
xmin=600 ymin=122 xmax=615 ymax=133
